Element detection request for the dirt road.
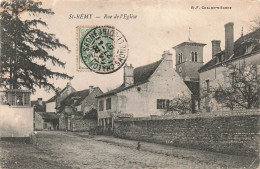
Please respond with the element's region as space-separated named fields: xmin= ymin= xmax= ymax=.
xmin=0 ymin=131 xmax=258 ymax=169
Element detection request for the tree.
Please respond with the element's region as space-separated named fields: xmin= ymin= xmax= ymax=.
xmin=166 ymin=93 xmax=192 ymax=115
xmin=213 ymin=62 xmax=260 ymax=110
xmin=0 ymin=0 xmax=73 ymax=92
xmin=250 ymin=16 xmax=260 ymax=31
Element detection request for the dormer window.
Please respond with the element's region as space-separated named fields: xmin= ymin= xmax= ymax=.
xmin=178 ymin=53 xmax=183 ymax=63
xmin=245 ymin=44 xmax=255 ymax=54
xmin=192 ymin=52 xmax=198 ymax=62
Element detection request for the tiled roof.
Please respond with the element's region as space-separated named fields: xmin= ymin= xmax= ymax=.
xmin=46 ymin=86 xmax=68 ymax=103
xmin=173 ymin=40 xmax=206 ymax=49
xmin=58 ymin=89 xmax=90 ymax=113
xmin=133 ymin=59 xmax=162 ymax=84
xmin=37 ymin=112 xmax=59 ymax=120
xmin=199 ymin=29 xmax=260 ymax=72
xmin=184 ymin=81 xmax=200 ymax=97
xmin=97 ymin=59 xmax=163 ymax=98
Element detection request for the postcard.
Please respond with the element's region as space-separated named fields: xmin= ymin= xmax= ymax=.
xmin=0 ymin=0 xmax=260 ymax=168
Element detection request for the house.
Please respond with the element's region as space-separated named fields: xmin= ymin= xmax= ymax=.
xmin=199 ymin=22 xmax=260 ymax=112
xmin=57 ymin=86 xmax=103 ymax=131
xmin=31 ymin=98 xmax=59 ymax=130
xmin=173 ymin=39 xmax=206 ymax=112
xmin=97 ymin=51 xmax=191 ymax=130
xmin=46 ymin=82 xmax=76 ymax=113
xmin=0 ymin=89 xmax=33 ymax=137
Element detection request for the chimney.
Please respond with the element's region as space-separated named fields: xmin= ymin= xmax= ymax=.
xmin=37 ymin=98 xmax=42 ymax=105
xmin=89 ymin=86 xmax=94 ymax=93
xmin=162 ymin=50 xmax=172 ymax=60
xmin=224 ymin=22 xmax=234 ymax=59
xmin=67 ymin=82 xmax=71 ymax=87
xmin=124 ymin=64 xmax=134 ymax=87
xmin=211 ymin=40 xmax=221 ymax=58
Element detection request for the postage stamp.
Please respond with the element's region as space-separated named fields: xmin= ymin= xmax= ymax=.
xmin=77 ymin=26 xmax=128 ymax=74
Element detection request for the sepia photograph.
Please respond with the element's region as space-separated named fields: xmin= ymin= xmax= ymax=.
xmin=0 ymin=0 xmax=260 ymax=168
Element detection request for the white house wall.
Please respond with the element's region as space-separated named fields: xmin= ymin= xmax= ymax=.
xmin=117 ymin=56 xmax=191 ymax=117
xmin=200 ymin=52 xmax=260 ymax=111
xmin=0 ymin=105 xmax=33 ymax=137
xmin=46 ymin=102 xmax=56 ymax=113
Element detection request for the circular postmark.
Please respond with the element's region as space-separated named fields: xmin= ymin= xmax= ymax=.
xmin=80 ymin=26 xmax=128 ymax=74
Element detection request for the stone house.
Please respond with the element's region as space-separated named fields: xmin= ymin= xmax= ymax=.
xmin=31 ymin=98 xmax=59 ymax=130
xmin=97 ymin=51 xmax=191 ymax=130
xmin=57 ymin=86 xmax=103 ymax=131
xmin=46 ymin=82 xmax=76 ymax=113
xmin=199 ymin=23 xmax=260 ymax=112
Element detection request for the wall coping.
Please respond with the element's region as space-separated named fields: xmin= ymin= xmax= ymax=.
xmin=115 ymin=109 xmax=260 ymax=122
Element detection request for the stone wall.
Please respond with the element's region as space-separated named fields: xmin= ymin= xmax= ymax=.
xmin=113 ymin=110 xmax=260 ymax=157
xmin=71 ymin=117 xmax=97 ymax=132
xmin=34 ymin=112 xmax=44 ymax=130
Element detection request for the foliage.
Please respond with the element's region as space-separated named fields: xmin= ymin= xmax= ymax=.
xmin=0 ymin=0 xmax=73 ymax=92
xmin=166 ymin=93 xmax=192 ymax=115
xmin=250 ymin=16 xmax=260 ymax=31
xmin=213 ymin=62 xmax=260 ymax=109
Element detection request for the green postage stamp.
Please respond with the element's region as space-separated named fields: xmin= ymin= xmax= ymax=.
xmin=77 ymin=26 xmax=128 ymax=74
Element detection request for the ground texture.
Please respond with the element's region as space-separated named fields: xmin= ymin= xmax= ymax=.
xmin=0 ymin=131 xmax=259 ymax=169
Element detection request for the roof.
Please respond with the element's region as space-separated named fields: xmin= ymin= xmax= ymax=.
xmin=46 ymin=85 xmax=75 ymax=103
xmin=31 ymin=101 xmax=46 ymax=112
xmin=97 ymin=59 xmax=163 ymax=98
xmin=58 ymin=89 xmax=91 ymax=113
xmin=0 ymin=89 xmax=31 ymax=93
xmin=133 ymin=59 xmax=162 ymax=84
xmin=199 ymin=29 xmax=260 ymax=72
xmin=46 ymin=86 xmax=68 ymax=103
xmin=184 ymin=81 xmax=200 ymax=97
xmin=37 ymin=112 xmax=59 ymax=120
xmin=173 ymin=40 xmax=206 ymax=49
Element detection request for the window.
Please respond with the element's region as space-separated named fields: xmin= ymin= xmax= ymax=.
xmin=157 ymin=99 xmax=170 ymax=109
xmin=195 ymin=52 xmax=198 ymax=62
xmin=206 ymin=80 xmax=210 ymax=92
xmin=24 ymin=93 xmax=30 ymax=106
xmin=230 ymin=72 xmax=236 ymax=85
xmin=106 ymin=98 xmax=111 ymax=110
xmin=99 ymin=100 xmax=104 ymax=111
xmin=178 ymin=53 xmax=183 ymax=63
xmin=192 ymin=52 xmax=198 ymax=62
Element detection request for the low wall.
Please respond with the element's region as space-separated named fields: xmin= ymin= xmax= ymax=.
xmin=71 ymin=118 xmax=97 ymax=132
xmin=0 ymin=105 xmax=33 ymax=137
xmin=113 ymin=110 xmax=260 ymax=157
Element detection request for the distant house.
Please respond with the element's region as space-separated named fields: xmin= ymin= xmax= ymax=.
xmin=58 ymin=86 xmax=103 ymax=131
xmin=199 ymin=23 xmax=260 ymax=112
xmin=46 ymin=82 xmax=76 ymax=113
xmin=31 ymin=98 xmax=59 ymax=130
xmin=97 ymin=51 xmax=191 ymax=130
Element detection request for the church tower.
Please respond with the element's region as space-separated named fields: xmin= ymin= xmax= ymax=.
xmin=173 ymin=40 xmax=206 ymax=82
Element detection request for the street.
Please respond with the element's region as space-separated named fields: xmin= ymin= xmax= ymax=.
xmin=0 ymin=131 xmax=258 ymax=169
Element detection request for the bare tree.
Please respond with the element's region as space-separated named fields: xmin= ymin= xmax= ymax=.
xmin=250 ymin=16 xmax=260 ymax=31
xmin=166 ymin=93 xmax=192 ymax=115
xmin=213 ymin=62 xmax=260 ymax=110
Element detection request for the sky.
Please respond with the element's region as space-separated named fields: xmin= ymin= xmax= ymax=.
xmin=27 ymin=0 xmax=260 ymax=101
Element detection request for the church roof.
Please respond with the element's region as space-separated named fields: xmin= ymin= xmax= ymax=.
xmin=173 ymin=40 xmax=206 ymax=49
xmin=97 ymin=59 xmax=163 ymax=98
xmin=199 ymin=29 xmax=260 ymax=72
